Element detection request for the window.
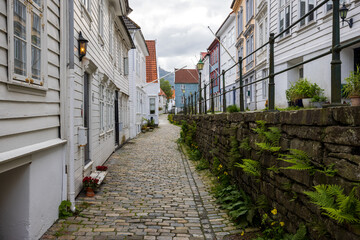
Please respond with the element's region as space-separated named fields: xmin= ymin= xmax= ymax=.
xmin=100 ymin=85 xmax=105 ymax=132
xmin=118 ymin=40 xmax=122 ymax=73
xmin=181 ymin=84 xmax=185 ymax=90
xmin=82 ymin=0 xmax=91 ymax=12
xmin=246 ymin=0 xmax=254 ymax=23
xmin=109 ymin=14 xmax=113 ymax=57
xmin=98 ymin=0 xmax=104 ymax=38
xmin=246 ymin=35 xmax=254 ymax=65
xmin=279 ymin=0 xmax=291 ymax=37
xmin=124 ymin=57 xmax=129 ymax=75
xmin=262 ymin=69 xmax=268 ymax=99
xmin=150 ymin=98 xmax=156 ymax=114
xmin=299 ymin=66 xmax=304 ymax=78
xmin=259 ymin=23 xmax=264 ymax=46
xmin=181 ymin=96 xmax=185 ymax=104
xmin=136 ymin=51 xmax=140 ymax=76
xmin=300 ymin=0 xmax=315 ymax=26
xmin=239 ymin=9 xmax=243 ymax=36
xmin=9 ymin=0 xmax=46 ymax=87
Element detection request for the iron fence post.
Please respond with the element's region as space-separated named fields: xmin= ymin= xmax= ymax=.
xmin=204 ymin=84 xmax=207 ymax=114
xmin=239 ymin=57 xmax=244 ymax=112
xmin=199 ymin=72 xmax=202 ymax=114
xmin=184 ymin=94 xmax=187 ymax=115
xmin=188 ymin=96 xmax=190 ymax=114
xmin=195 ymin=92 xmax=197 ymax=114
xmin=331 ymin=0 xmax=342 ymax=104
xmin=211 ymin=78 xmax=215 ymax=114
xmin=269 ymin=33 xmax=275 ymax=111
xmin=191 ymin=93 xmax=193 ymax=114
xmin=222 ymin=70 xmax=226 ymax=113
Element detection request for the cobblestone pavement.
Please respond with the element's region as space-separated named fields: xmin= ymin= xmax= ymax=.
xmin=42 ymin=115 xmax=239 ymax=240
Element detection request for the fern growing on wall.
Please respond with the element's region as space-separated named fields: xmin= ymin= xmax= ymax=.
xmin=252 ymin=121 xmax=281 ymax=153
xmin=235 ymin=159 xmax=261 ymax=178
xmin=304 ymin=184 xmax=360 ymax=224
xmin=229 ymin=136 xmax=241 ymax=168
xmin=240 ymin=137 xmax=252 ymax=151
xmin=278 ymin=149 xmax=314 ymax=172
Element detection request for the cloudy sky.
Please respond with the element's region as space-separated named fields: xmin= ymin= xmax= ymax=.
xmin=129 ymin=0 xmax=233 ymax=72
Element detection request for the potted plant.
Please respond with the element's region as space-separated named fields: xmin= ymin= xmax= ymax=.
xmin=96 ymin=165 xmax=108 ymax=171
xmin=82 ymin=176 xmax=99 ymax=197
xmin=343 ymin=66 xmax=360 ymax=106
xmin=310 ymin=95 xmax=328 ymax=108
xmin=286 ymin=78 xmax=323 ymax=107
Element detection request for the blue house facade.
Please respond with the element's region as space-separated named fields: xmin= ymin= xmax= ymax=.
xmin=174 ymin=69 xmax=199 ymax=112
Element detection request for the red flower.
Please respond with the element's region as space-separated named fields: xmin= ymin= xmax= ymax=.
xmin=96 ymin=166 xmax=108 ymax=171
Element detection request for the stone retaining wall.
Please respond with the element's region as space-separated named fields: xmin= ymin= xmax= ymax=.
xmin=174 ymin=107 xmax=360 ymax=240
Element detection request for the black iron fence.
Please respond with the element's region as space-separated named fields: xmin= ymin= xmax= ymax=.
xmin=179 ymin=0 xmax=360 ymax=115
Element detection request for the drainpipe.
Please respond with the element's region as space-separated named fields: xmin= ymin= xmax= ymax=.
xmin=68 ymin=0 xmax=76 ymax=212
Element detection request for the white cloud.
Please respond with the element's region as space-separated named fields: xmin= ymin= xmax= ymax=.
xmin=129 ymin=0 xmax=233 ymax=71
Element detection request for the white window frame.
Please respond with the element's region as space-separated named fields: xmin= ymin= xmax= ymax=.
xmin=279 ymin=0 xmax=291 ymax=37
xmin=246 ymin=0 xmax=254 ymax=24
xmin=118 ymin=40 xmax=122 ymax=73
xmin=7 ymin=0 xmax=48 ymax=93
xmin=109 ymin=13 xmax=113 ymax=58
xmin=246 ymin=35 xmax=254 ymax=65
xmin=299 ymin=0 xmax=316 ymax=27
xmin=150 ymin=97 xmax=156 ymax=114
xmin=181 ymin=84 xmax=185 ymax=90
xmin=262 ymin=69 xmax=268 ymax=99
xmin=124 ymin=57 xmax=129 ymax=75
xmin=100 ymin=84 xmax=105 ymax=132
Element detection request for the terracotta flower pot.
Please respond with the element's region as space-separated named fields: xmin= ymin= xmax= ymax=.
xmin=86 ymin=187 xmax=95 ymax=197
xmin=350 ymin=96 xmax=360 ymax=106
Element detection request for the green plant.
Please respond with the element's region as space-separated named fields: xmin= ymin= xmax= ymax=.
xmin=304 ymin=184 xmax=360 ymax=224
xmin=317 ymin=164 xmax=338 ymax=177
xmin=189 ymin=149 xmax=201 ymax=161
xmin=227 ymin=104 xmax=240 ymax=113
xmin=235 ymin=159 xmax=261 ymax=178
xmin=240 ymin=137 xmax=252 ymax=151
xmin=343 ymin=66 xmax=360 ymax=97
xmin=196 ymin=158 xmax=210 ymax=170
xmin=229 ymin=136 xmax=241 ymax=168
xmin=214 ymin=185 xmax=257 ymax=227
xmin=286 ymin=78 xmax=323 ymax=101
xmin=58 ymin=200 xmax=73 ymax=219
xmin=278 ymin=149 xmax=314 ymax=172
xmin=311 ymin=95 xmax=327 ymax=103
xmin=252 ymin=121 xmax=281 ymax=153
xmin=168 ymin=114 xmax=174 ymax=123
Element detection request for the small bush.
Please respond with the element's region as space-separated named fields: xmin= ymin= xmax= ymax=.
xmin=227 ymin=104 xmax=240 ymax=113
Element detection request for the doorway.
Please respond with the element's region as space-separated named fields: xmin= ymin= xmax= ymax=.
xmin=83 ymin=73 xmax=90 ymax=165
xmin=114 ymin=91 xmax=119 ymax=146
xmin=354 ymin=47 xmax=360 ymax=70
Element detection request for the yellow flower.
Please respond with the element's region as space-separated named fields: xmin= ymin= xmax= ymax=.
xmin=271 ymin=208 xmax=277 ymax=215
xmin=217 ymin=176 xmax=220 ymax=179
xmin=280 ymin=222 xmax=285 ymax=227
xmin=219 ymin=164 xmax=223 ymax=168
xmin=224 ymin=172 xmax=228 ymax=175
xmin=241 ymin=231 xmax=244 ymax=236
xmin=271 ymin=222 xmax=276 ymax=226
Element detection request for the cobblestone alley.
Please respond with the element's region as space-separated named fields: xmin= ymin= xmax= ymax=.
xmin=41 ymin=115 xmax=238 ymax=240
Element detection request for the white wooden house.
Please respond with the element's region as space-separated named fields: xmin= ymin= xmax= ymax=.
xmin=269 ymin=0 xmax=360 ymax=107
xmin=216 ymin=12 xmax=238 ymax=107
xmin=254 ymin=0 xmax=269 ymax=110
xmin=123 ymin=16 xmax=149 ymax=138
xmin=72 ymin=0 xmax=134 ymax=195
xmin=0 ymin=0 xmax=67 ymax=238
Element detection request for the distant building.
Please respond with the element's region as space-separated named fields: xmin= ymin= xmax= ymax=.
xmin=207 ymin=40 xmax=221 ymax=111
xmin=215 ymin=12 xmax=237 ymax=107
xmin=175 ymin=69 xmax=199 ymax=112
xmin=158 ymin=89 xmax=167 ymax=114
xmin=144 ymin=40 xmax=160 ymax=125
xmin=123 ymin=16 xmax=149 ymax=138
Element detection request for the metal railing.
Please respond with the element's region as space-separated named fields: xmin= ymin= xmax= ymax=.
xmin=179 ymin=0 xmax=360 ymax=115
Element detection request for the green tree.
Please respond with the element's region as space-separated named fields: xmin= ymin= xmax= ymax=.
xmin=160 ymin=78 xmax=173 ymax=99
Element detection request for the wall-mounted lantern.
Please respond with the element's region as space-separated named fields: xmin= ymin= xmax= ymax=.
xmin=339 ymin=3 xmax=353 ymax=28
xmin=78 ymin=31 xmax=89 ymax=61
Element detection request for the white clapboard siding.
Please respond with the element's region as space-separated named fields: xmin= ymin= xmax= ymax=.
xmin=0 ymin=0 xmax=62 ymax=154
xmin=71 ymin=0 xmax=132 ymax=196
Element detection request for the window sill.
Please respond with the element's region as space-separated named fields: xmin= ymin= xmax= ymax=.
xmin=106 ymin=129 xmax=113 ymax=134
xmin=7 ymin=80 xmax=47 ymax=96
xmin=80 ymin=3 xmax=93 ymax=25
xmin=276 ymin=33 xmax=291 ymax=43
xmin=98 ymin=34 xmax=104 ymax=46
xmin=99 ymin=132 xmax=105 ymax=138
xmin=296 ymin=20 xmax=317 ymax=34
